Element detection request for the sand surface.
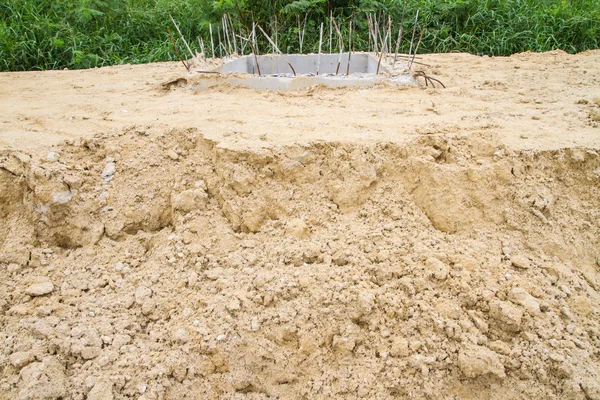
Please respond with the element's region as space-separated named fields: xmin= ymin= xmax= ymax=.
xmin=0 ymin=51 xmax=599 ymax=399
xmin=1 ymin=51 xmax=599 ymax=154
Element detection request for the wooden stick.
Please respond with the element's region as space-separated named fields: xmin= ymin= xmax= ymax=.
xmin=228 ymin=14 xmax=237 ymax=55
xmin=396 ymin=54 xmax=424 ymax=60
xmin=394 ymin=55 xmax=430 ymax=67
xmin=317 ymin=22 xmax=324 ymax=75
xmin=376 ymin=27 xmax=390 ymax=75
xmin=373 ymin=13 xmax=378 ymax=55
xmin=257 ymin=24 xmax=281 ymax=54
xmin=381 ymin=14 xmax=389 ymax=57
xmin=240 ymin=29 xmax=246 ymax=54
xmin=217 ymin=26 xmax=223 ymax=57
xmin=332 ymin=18 xmax=343 ymax=75
xmin=346 ymin=18 xmax=353 ymax=76
xmin=256 ymin=24 xmax=296 ymax=76
xmin=380 ymin=14 xmax=386 ymax=59
xmin=393 ymin=3 xmax=407 ymax=67
xmin=370 ymin=14 xmax=378 ymax=55
xmin=224 ymin=14 xmax=237 ymax=55
xmin=227 ymin=16 xmax=233 ymax=54
xmin=298 ymin=14 xmax=308 ymax=54
xmin=237 ymin=34 xmax=261 ymax=76
xmin=407 ymin=10 xmax=419 ymax=68
xmin=378 ymin=16 xmax=386 ymax=56
xmin=329 ymin=10 xmax=333 ymax=54
xmin=226 ymin=14 xmax=233 ymax=54
xmin=221 ymin=16 xmax=227 ymax=54
xmin=169 ymin=13 xmax=194 ymax=59
xmin=367 ymin=14 xmax=372 ymax=53
xmin=252 ymin=23 xmax=258 ymax=55
xmin=274 ymin=15 xmax=278 ymax=51
xmin=209 ymin=24 xmax=215 ymax=58
xmin=368 ymin=13 xmax=373 ymax=52
xmin=297 ymin=16 xmax=302 ymax=54
xmin=387 ymin=15 xmax=392 ymax=60
xmin=222 ymin=16 xmax=231 ymax=55
xmin=197 ymin=37 xmax=205 ymax=56
xmin=302 ymin=14 xmax=308 ymax=51
xmin=237 ymin=28 xmax=251 ymax=55
xmin=168 ymin=28 xmax=189 ymax=71
xmin=409 ymin=28 xmax=425 ymax=70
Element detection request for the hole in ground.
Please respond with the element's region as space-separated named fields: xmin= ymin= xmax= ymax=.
xmin=221 ymin=53 xmax=386 ymax=76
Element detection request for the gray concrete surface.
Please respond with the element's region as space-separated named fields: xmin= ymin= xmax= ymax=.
xmin=221 ymin=53 xmax=385 ymax=75
xmin=207 ymin=52 xmax=415 ymax=91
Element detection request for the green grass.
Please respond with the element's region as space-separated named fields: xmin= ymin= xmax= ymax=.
xmin=1 ymin=0 xmax=599 ymax=72
xmin=417 ymin=0 xmax=600 ymax=54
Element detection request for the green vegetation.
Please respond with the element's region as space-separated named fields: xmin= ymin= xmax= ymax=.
xmin=1 ymin=0 xmax=599 ymax=71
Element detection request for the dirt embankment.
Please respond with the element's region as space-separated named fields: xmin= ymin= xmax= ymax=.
xmin=1 ymin=50 xmax=600 ymax=399
xmin=1 ymin=125 xmax=599 ymax=399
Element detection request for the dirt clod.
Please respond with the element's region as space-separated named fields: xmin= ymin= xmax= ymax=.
xmin=458 ymin=344 xmax=506 ymax=379
xmin=25 ymin=282 xmax=54 ymax=297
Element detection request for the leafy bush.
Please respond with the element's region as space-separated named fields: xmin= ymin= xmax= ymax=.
xmin=0 ymin=0 xmax=598 ymax=71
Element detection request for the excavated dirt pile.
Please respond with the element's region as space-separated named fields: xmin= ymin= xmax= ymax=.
xmin=1 ymin=126 xmax=599 ymax=399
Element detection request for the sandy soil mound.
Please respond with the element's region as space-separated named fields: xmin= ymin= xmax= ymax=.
xmin=0 ymin=51 xmax=599 ymax=399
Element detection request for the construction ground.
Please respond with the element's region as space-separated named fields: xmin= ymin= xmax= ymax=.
xmin=0 ymin=50 xmax=599 ymax=399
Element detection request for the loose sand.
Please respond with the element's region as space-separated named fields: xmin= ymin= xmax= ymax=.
xmin=0 ymin=51 xmax=599 ymax=399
